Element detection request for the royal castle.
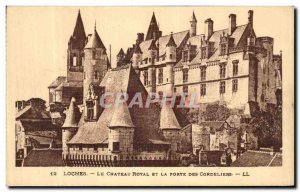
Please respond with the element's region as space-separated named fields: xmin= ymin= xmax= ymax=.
xmin=43 ymin=9 xmax=282 ymax=166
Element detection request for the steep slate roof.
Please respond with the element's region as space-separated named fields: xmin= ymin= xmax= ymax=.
xmin=166 ymin=33 xmax=177 ymax=47
xmin=48 ymin=76 xmax=66 ymax=88
xmin=117 ymin=48 xmax=125 ymax=56
xmin=145 ymin=13 xmax=160 ymax=41
xmin=20 ymin=120 xmax=59 ymax=131
xmin=139 ymin=30 xmax=189 ymax=60
xmin=62 ymin=97 xmax=80 ymax=128
xmin=23 ymin=149 xmax=65 ymax=167
xmin=16 ymin=106 xmax=50 ymax=120
xmin=230 ymin=150 xmax=281 ymax=167
xmin=85 ymin=27 xmax=106 ymax=50
xmin=190 ymin=11 xmax=197 ymax=22
xmin=69 ymin=10 xmax=86 ymax=50
xmin=69 ymin=65 xmax=167 ymax=145
xmin=160 ymin=103 xmax=181 ymax=130
xmin=175 ymin=24 xmax=248 ymax=68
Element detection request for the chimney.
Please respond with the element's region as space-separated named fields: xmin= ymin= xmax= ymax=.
xmin=248 ymin=10 xmax=253 ymax=26
xmin=204 ymin=18 xmax=213 ymax=40
xmin=136 ymin=33 xmax=144 ymax=45
xmin=228 ymin=14 xmax=236 ymax=35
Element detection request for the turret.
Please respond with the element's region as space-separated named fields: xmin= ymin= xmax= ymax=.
xmin=190 ymin=11 xmax=197 ymax=37
xmin=166 ymin=32 xmax=177 ymax=63
xmin=132 ymin=43 xmax=143 ymax=75
xmin=62 ymin=97 xmax=80 ymax=157
xmin=83 ymin=22 xmax=108 ymax=98
xmin=116 ymin=48 xmax=125 ymax=67
xmin=108 ymin=100 xmax=135 ymax=155
xmin=148 ymin=40 xmax=157 ymax=64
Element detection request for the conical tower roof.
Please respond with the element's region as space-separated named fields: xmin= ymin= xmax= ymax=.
xmin=85 ymin=23 xmax=106 ymax=49
xmin=117 ymin=48 xmax=125 ymax=56
xmin=145 ymin=12 xmax=160 ymax=40
xmin=190 ymin=11 xmax=197 ymax=22
xmin=159 ymin=102 xmax=181 ymax=130
xmin=62 ymin=97 xmax=80 ymax=128
xmin=166 ymin=33 xmax=177 ymax=47
xmin=109 ymin=101 xmax=135 ymax=128
xmin=69 ymin=10 xmax=86 ymax=49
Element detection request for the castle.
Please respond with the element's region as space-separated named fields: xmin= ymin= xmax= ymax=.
xmin=54 ymin=9 xmax=282 ymax=167
xmin=118 ymin=10 xmax=282 ymax=111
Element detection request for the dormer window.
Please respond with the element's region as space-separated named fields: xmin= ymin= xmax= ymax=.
xmin=220 ymin=44 xmax=227 ymax=56
xmin=86 ymin=100 xmax=94 ymax=120
xmin=201 ymin=48 xmax=207 ymax=59
xmin=183 ymin=51 xmax=188 ymax=62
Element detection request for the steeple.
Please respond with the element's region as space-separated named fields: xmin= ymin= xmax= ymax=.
xmin=166 ymin=32 xmax=177 ymax=47
xmin=190 ymin=11 xmax=197 ymax=37
xmin=69 ymin=10 xmax=86 ymax=49
xmin=145 ymin=12 xmax=162 ymax=41
xmin=62 ymin=97 xmax=80 ymax=128
xmin=84 ymin=22 xmax=106 ymax=50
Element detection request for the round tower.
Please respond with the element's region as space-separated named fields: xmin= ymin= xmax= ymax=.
xmin=165 ymin=33 xmax=177 ymax=97
xmin=108 ymin=101 xmax=135 ymax=156
xmin=83 ymin=23 xmax=108 ymax=98
xmin=190 ymin=11 xmax=197 ymax=37
xmin=62 ymin=97 xmax=80 ymax=159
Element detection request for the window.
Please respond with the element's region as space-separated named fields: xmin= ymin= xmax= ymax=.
xmin=200 ymin=84 xmax=206 ymax=96
xmin=112 ymin=142 xmax=120 ymax=152
xmin=144 ymin=71 xmax=148 ymax=85
xmin=158 ymin=68 xmax=163 ymax=84
xmin=174 ymin=87 xmax=177 ymax=93
xmin=220 ymin=64 xmax=226 ymax=78
xmin=92 ymin=51 xmax=96 ymax=59
xmin=149 ymin=58 xmax=151 ymax=63
xmin=183 ymin=51 xmax=188 ymax=62
xmin=201 ymin=67 xmax=206 ymax=81
xmin=170 ymin=54 xmax=173 ymax=60
xmin=232 ymin=79 xmax=238 ymax=92
xmin=86 ymin=101 xmax=94 ymax=120
xmin=177 ymin=143 xmax=180 ymax=152
xmin=183 ymin=70 xmax=188 ymax=83
xmin=233 ymin=61 xmax=238 ymax=76
xmin=94 ymin=70 xmax=99 ymax=80
xmin=183 ymin=86 xmax=188 ymax=93
xmin=72 ymin=56 xmax=77 ymax=66
xmin=220 ymin=44 xmax=227 ymax=56
xmin=201 ymin=48 xmax=206 ymax=59
xmin=220 ymin=81 xmax=226 ymax=94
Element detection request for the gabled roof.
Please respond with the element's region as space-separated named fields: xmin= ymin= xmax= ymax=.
xmin=23 ymin=149 xmax=65 ymax=167
xmin=16 ymin=106 xmax=50 ymax=120
xmin=48 ymin=76 xmax=66 ymax=88
xmin=109 ymin=101 xmax=135 ymax=128
xmin=62 ymin=97 xmax=80 ymax=128
xmin=160 ymin=102 xmax=181 ymax=130
xmin=85 ymin=26 xmax=106 ymax=50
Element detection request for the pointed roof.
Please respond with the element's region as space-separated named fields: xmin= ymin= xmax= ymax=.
xmin=166 ymin=33 xmax=177 ymax=47
xmin=109 ymin=101 xmax=135 ymax=128
xmin=190 ymin=11 xmax=197 ymax=22
xmin=62 ymin=97 xmax=80 ymax=128
xmin=145 ymin=12 xmax=160 ymax=40
xmin=117 ymin=48 xmax=125 ymax=56
xmin=148 ymin=40 xmax=157 ymax=50
xmin=160 ymin=102 xmax=181 ymax=130
xmin=73 ymin=10 xmax=86 ymax=39
xmin=133 ymin=43 xmax=143 ymax=54
xmin=69 ymin=10 xmax=86 ymax=49
xmin=84 ymin=23 xmax=106 ymax=49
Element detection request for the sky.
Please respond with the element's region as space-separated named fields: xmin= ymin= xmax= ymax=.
xmin=7 ymin=7 xmax=293 ymax=103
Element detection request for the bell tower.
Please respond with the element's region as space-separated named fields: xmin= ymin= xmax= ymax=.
xmin=67 ymin=10 xmax=86 ymax=82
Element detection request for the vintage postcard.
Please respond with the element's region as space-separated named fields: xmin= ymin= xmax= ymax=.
xmin=6 ymin=6 xmax=294 ymax=186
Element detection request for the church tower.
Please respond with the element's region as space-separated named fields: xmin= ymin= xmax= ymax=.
xmin=83 ymin=23 xmax=109 ymax=99
xmin=67 ymin=10 xmax=86 ymax=82
xmin=190 ymin=11 xmax=197 ymax=37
